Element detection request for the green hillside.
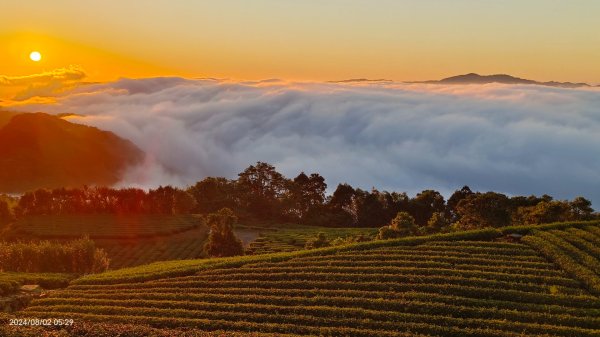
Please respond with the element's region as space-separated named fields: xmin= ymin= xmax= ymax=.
xmin=5 ymin=221 xmax=600 ymax=336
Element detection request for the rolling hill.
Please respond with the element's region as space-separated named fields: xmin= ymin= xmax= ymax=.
xmin=0 ymin=112 xmax=144 ymax=193
xmin=6 ymin=221 xmax=600 ymax=336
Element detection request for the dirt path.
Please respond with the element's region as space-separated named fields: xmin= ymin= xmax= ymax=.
xmin=233 ymin=229 xmax=262 ymax=246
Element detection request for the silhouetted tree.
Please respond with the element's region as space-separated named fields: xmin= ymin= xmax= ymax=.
xmin=356 ymin=189 xmax=387 ymax=227
xmin=410 ymin=190 xmax=446 ymax=226
xmin=188 ymin=177 xmax=237 ymax=214
xmin=148 ymin=186 xmax=195 ymax=214
xmin=322 ymin=183 xmax=357 ymax=227
xmin=379 ymin=191 xmax=410 ymax=224
xmin=329 ymin=184 xmax=355 ymax=213
xmin=237 ymin=162 xmax=289 ymax=221
xmin=289 ymin=172 xmax=327 ymax=222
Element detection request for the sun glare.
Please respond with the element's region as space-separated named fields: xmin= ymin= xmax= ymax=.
xmin=30 ymin=51 xmax=42 ymax=62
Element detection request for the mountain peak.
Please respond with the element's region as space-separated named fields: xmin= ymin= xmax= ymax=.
xmin=0 ymin=112 xmax=144 ymax=193
xmin=418 ymin=73 xmax=591 ymax=88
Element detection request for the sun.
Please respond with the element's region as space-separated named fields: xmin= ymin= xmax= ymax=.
xmin=30 ymin=51 xmax=42 ymax=62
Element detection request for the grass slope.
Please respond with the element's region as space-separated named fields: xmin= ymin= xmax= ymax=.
xmin=7 ymin=221 xmax=600 ymax=336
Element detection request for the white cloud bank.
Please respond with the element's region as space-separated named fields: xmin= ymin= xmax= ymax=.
xmin=11 ymin=77 xmax=600 ymax=204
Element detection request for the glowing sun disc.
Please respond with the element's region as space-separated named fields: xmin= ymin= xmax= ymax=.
xmin=30 ymin=51 xmax=42 ymax=62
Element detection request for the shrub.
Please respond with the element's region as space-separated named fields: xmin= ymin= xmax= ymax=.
xmin=304 ymin=232 xmax=330 ymax=249
xmin=0 ymin=237 xmax=109 ymax=274
xmin=377 ymin=212 xmax=419 ymax=239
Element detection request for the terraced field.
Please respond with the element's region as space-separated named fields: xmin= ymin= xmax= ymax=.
xmin=0 ymin=273 xmax=74 ymax=296
xmin=10 ymin=222 xmax=600 ymax=336
xmin=11 ymin=214 xmax=210 ymax=269
xmin=98 ymin=226 xmax=210 ymax=269
xmin=17 ymin=214 xmax=203 ymax=239
xmin=246 ymin=225 xmax=378 ymax=254
xmin=523 ymin=225 xmax=600 ymax=295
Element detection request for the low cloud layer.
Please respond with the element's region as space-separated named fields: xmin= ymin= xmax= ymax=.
xmin=9 ymin=78 xmax=600 ymax=204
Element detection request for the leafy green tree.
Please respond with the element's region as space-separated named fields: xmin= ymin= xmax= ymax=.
xmin=447 ymin=186 xmax=473 ymax=222
xmin=425 ymin=212 xmax=449 ymax=234
xmin=377 ymin=211 xmax=418 ymax=239
xmin=204 ymin=208 xmax=244 ymax=257
xmin=390 ymin=211 xmax=418 ymax=235
xmin=570 ymin=197 xmax=594 ymax=220
xmin=455 ymin=192 xmax=511 ymax=229
xmin=513 ymin=200 xmax=573 ymax=225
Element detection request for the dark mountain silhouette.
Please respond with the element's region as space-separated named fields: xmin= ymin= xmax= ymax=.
xmin=329 ymin=78 xmax=393 ymax=83
xmin=0 ymin=111 xmax=18 ymax=129
xmin=0 ymin=112 xmax=144 ymax=193
xmin=415 ymin=73 xmax=591 ymax=88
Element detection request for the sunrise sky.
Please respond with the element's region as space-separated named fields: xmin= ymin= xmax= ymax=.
xmin=2 ymin=0 xmax=600 ymax=83
xmin=2 ymin=1 xmax=600 ymax=202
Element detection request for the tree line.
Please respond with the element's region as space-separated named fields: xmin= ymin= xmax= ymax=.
xmin=7 ymin=162 xmax=596 ymax=232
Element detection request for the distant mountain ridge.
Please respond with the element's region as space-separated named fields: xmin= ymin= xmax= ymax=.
xmin=329 ymin=78 xmax=393 ymax=83
xmin=416 ymin=73 xmax=592 ymax=88
xmin=0 ymin=112 xmax=144 ymax=193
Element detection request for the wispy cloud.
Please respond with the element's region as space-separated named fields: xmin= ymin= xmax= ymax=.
xmin=0 ymin=66 xmax=87 ymax=103
xmin=10 ymin=78 xmax=600 ymax=204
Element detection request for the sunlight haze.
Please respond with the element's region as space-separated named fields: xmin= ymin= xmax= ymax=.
xmin=1 ymin=0 xmax=599 ymax=82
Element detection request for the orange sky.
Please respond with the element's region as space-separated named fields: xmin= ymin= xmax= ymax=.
xmin=1 ymin=1 xmax=599 ymax=84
